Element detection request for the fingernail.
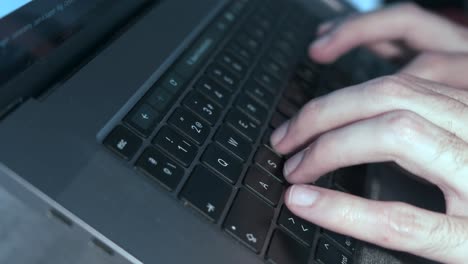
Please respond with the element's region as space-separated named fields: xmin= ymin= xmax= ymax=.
xmin=317 ymin=21 xmax=334 ymax=35
xmin=284 ymin=150 xmax=305 ymax=177
xmin=270 ymin=121 xmax=289 ymax=147
xmin=310 ymin=35 xmax=331 ymax=50
xmin=288 ymin=185 xmax=320 ymax=207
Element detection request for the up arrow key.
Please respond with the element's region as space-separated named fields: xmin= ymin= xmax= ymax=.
xmin=324 ymin=243 xmax=330 ymax=250
xmin=287 ymin=217 xmax=295 ymax=224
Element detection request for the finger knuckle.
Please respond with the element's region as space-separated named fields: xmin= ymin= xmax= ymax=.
xmin=366 ymin=75 xmax=416 ymax=101
xmin=381 ymin=111 xmax=425 ymax=145
xmin=379 ymin=202 xmax=425 ymax=244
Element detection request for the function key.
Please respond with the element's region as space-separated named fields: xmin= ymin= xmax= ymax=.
xmin=201 ymin=144 xmax=243 ymax=184
xmin=195 ymin=76 xmax=231 ymax=107
xmin=243 ymin=166 xmax=283 ymax=206
xmin=124 ymin=103 xmax=159 ymax=137
xmin=278 ymin=206 xmax=316 ymax=246
xmin=161 ymin=72 xmax=185 ymax=94
xmin=215 ymin=125 xmax=252 ymax=161
xmin=254 ymin=146 xmax=285 ymax=182
xmin=207 ymin=64 xmax=239 ymax=91
xmin=183 ymin=91 xmax=221 ymax=125
xmin=104 ymin=125 xmax=142 ymax=160
xmin=168 ymin=108 xmax=210 ymax=145
xmin=226 ymin=109 xmax=261 ymax=142
xmin=266 ymin=230 xmax=310 ymax=264
xmin=175 ymin=33 xmax=217 ymax=78
xmin=152 ymin=126 xmax=198 ymax=167
xmin=135 ymin=147 xmax=184 ymax=190
xmin=236 ymin=93 xmax=268 ymax=124
xmin=146 ymin=87 xmax=173 ymax=112
xmin=316 ymin=238 xmax=353 ymax=264
xmin=223 ymin=189 xmax=274 ymax=253
xmin=180 ymin=166 xmax=232 ymax=222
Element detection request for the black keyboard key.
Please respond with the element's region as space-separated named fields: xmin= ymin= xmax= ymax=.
xmin=236 ymin=33 xmax=260 ymax=53
xmin=146 ymin=87 xmax=173 ymax=112
xmin=244 ymin=25 xmax=267 ymax=42
xmin=223 ymin=189 xmax=273 ymax=253
xmin=218 ymin=51 xmax=247 ymax=77
xmin=267 ymin=230 xmax=310 ymax=264
xmin=195 ymin=77 xmax=231 ymax=107
xmin=180 ymin=166 xmax=232 ymax=222
xmin=244 ymin=80 xmax=274 ymax=108
xmin=269 ymin=49 xmax=290 ymax=69
xmin=215 ymin=125 xmax=252 ymax=161
xmin=124 ymin=103 xmax=160 ymax=137
xmin=152 ymin=126 xmax=198 ymax=167
xmin=104 ymin=125 xmax=142 ymax=160
xmin=262 ymin=58 xmax=284 ymax=79
xmin=161 ymin=72 xmax=185 ymax=94
xmin=227 ymin=42 xmax=253 ymax=64
xmin=262 ymin=129 xmax=274 ymax=147
xmin=168 ymin=108 xmax=210 ymax=145
xmin=226 ymin=109 xmax=261 ymax=142
xmin=284 ymin=82 xmax=310 ymax=107
xmin=278 ymin=207 xmax=316 ymax=246
xmin=136 ymin=147 xmax=184 ymax=190
xmin=201 ymin=144 xmax=243 ymax=184
xmin=277 ymin=98 xmax=298 ymax=118
xmin=316 ymin=238 xmax=353 ymax=264
xmin=254 ymin=146 xmax=285 ymax=182
xmin=207 ymin=64 xmax=239 ymax=91
xmin=270 ymin=111 xmax=288 ymax=129
xmin=323 ymin=230 xmax=356 ymax=253
xmin=236 ymin=93 xmax=268 ymax=124
xmin=183 ymin=91 xmax=221 ymax=125
xmin=244 ymin=166 xmax=283 ymax=206
xmin=254 ymin=70 xmax=281 ymax=93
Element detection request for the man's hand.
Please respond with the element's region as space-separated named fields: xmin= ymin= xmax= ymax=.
xmin=310 ymin=3 xmax=468 ymax=63
xmin=270 ymin=70 xmax=468 ymax=263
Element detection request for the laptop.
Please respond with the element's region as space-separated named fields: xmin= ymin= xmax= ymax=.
xmin=0 ymin=0 xmax=445 ymax=263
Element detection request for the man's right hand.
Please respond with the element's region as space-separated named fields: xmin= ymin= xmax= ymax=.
xmin=309 ymin=3 xmax=468 ymax=63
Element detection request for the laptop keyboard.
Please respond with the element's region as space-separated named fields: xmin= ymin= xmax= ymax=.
xmin=103 ymin=0 xmax=362 ymax=263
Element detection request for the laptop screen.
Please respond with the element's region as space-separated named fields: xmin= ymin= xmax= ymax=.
xmin=0 ymin=0 xmax=144 ymax=90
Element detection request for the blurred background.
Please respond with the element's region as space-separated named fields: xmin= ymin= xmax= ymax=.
xmin=346 ymin=0 xmax=467 ymax=11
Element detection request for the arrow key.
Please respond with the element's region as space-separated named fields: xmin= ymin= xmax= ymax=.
xmin=278 ymin=206 xmax=316 ymax=246
xmin=316 ymin=238 xmax=353 ymax=264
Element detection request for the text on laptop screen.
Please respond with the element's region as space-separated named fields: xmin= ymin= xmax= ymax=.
xmin=0 ymin=0 xmax=110 ymax=87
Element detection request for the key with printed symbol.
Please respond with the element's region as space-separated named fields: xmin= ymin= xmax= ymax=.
xmin=323 ymin=230 xmax=356 ymax=253
xmin=180 ymin=166 xmax=232 ymax=222
xmin=201 ymin=144 xmax=243 ymax=184
xmin=104 ymin=125 xmax=142 ymax=160
xmin=278 ymin=206 xmax=316 ymax=246
xmin=183 ymin=91 xmax=221 ymax=125
xmin=254 ymin=146 xmax=285 ymax=182
xmin=152 ymin=126 xmax=198 ymax=167
xmin=168 ymin=108 xmax=210 ymax=145
xmin=135 ymin=147 xmax=184 ymax=190
xmin=207 ymin=64 xmax=239 ymax=91
xmin=124 ymin=103 xmax=160 ymax=137
xmin=217 ymin=51 xmax=247 ymax=77
xmin=316 ymin=238 xmax=353 ymax=264
xmin=161 ymin=72 xmax=185 ymax=94
xmin=223 ymin=189 xmax=273 ymax=253
xmin=236 ymin=93 xmax=268 ymax=124
xmin=215 ymin=125 xmax=252 ymax=161
xmin=195 ymin=77 xmax=231 ymax=107
xmin=226 ymin=109 xmax=261 ymax=142
xmin=243 ymin=166 xmax=283 ymax=206
xmin=244 ymin=80 xmax=274 ymax=108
